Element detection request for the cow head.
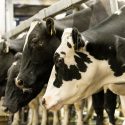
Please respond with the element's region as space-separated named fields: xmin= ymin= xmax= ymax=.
xmin=16 ymin=18 xmax=60 ymax=89
xmin=42 ymin=28 xmax=99 ymax=111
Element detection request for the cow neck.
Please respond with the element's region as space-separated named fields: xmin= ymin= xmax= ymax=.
xmin=73 ymin=7 xmax=92 ymax=32
xmin=85 ymin=33 xmax=116 ymax=59
xmin=89 ymin=0 xmax=108 ymax=28
xmin=88 ymin=6 xmax=125 ymax=38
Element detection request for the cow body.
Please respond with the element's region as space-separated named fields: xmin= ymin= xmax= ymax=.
xmin=42 ymin=5 xmax=125 ymax=110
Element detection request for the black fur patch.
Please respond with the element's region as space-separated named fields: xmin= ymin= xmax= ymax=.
xmin=53 ymin=64 xmax=81 ymax=88
xmin=67 ymin=42 xmax=72 ymax=48
xmin=61 ymin=51 xmax=66 ymax=55
xmin=86 ymin=35 xmax=125 ymax=76
xmin=75 ymin=52 xmax=92 ymax=72
xmin=53 ymin=52 xmax=92 ymax=88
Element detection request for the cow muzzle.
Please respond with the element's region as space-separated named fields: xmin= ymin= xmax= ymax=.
xmin=55 ymin=57 xmax=64 ymax=68
xmin=41 ymin=96 xmax=63 ymax=111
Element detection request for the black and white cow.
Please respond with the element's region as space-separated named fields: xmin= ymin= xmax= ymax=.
xmin=42 ymin=5 xmax=125 ymax=110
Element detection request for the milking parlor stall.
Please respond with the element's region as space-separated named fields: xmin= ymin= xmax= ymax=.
xmin=1 ymin=0 xmax=125 ymax=125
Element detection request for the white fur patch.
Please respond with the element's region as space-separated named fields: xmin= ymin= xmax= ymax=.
xmin=23 ymin=21 xmax=39 ymax=50
xmin=114 ymin=9 xmax=122 ymax=15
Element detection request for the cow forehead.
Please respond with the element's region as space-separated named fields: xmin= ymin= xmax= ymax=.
xmin=23 ymin=21 xmax=39 ymax=50
xmin=62 ymin=28 xmax=73 ymax=41
xmin=62 ymin=28 xmax=73 ymax=36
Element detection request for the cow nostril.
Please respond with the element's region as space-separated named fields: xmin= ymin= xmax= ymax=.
xmin=41 ymin=98 xmax=46 ymax=105
xmin=58 ymin=59 xmax=62 ymax=63
xmin=56 ymin=58 xmax=64 ymax=67
xmin=17 ymin=79 xmax=24 ymax=86
xmin=58 ymin=58 xmax=63 ymax=63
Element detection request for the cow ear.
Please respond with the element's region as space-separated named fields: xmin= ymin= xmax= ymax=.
xmin=0 ymin=41 xmax=9 ymax=53
xmin=72 ymin=28 xmax=84 ymax=50
xmin=46 ymin=17 xmax=56 ymax=35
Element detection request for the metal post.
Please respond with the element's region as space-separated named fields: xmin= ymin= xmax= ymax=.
xmin=110 ymin=0 xmax=118 ymax=13
xmin=0 ymin=0 xmax=6 ymax=35
xmin=5 ymin=0 xmax=15 ymax=32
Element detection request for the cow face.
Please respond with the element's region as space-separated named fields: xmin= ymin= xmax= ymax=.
xmin=42 ymin=28 xmax=98 ymax=110
xmin=16 ymin=18 xmax=60 ymax=89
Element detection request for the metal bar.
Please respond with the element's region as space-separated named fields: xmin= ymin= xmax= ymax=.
xmin=110 ymin=0 xmax=118 ymax=14
xmin=5 ymin=0 xmax=87 ymax=39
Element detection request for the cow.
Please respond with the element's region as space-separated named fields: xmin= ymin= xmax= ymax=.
xmin=14 ymin=1 xmax=125 ymax=125
xmin=42 ymin=4 xmax=125 ymax=114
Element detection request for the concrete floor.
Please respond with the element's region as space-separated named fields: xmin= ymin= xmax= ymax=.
xmin=0 ymin=100 xmax=124 ymax=125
